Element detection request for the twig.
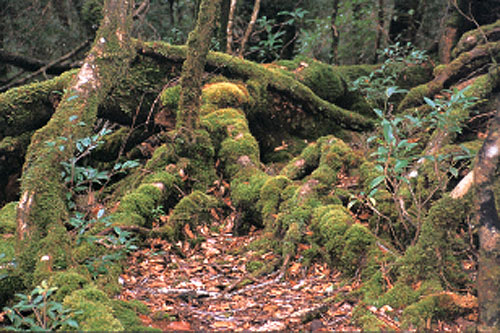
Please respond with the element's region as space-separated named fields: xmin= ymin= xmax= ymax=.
xmin=0 ymin=39 xmax=91 ymax=92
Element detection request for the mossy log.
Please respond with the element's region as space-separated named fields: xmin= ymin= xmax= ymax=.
xmin=400 ymin=37 xmax=500 ymax=110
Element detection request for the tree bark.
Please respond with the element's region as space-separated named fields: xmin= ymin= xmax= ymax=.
xmin=238 ymin=0 xmax=261 ymax=58
xmin=374 ymin=0 xmax=385 ymax=64
xmin=177 ymin=0 xmax=222 ymax=130
xmin=474 ymin=94 xmax=500 ymax=330
xmin=330 ymin=0 xmax=340 ymax=64
xmin=226 ymin=0 xmax=237 ymax=54
xmin=16 ymin=0 xmax=135 ymax=281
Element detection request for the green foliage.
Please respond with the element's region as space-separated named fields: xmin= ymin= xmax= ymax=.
xmin=3 ymin=280 xmax=79 ymax=331
xmin=50 ymin=120 xmax=139 ymax=210
xmin=248 ymin=8 xmax=308 ymax=62
xmin=49 ymin=120 xmax=141 ymax=279
xmin=350 ymin=43 xmax=478 ymax=248
xmin=351 ymin=42 xmax=428 ymax=108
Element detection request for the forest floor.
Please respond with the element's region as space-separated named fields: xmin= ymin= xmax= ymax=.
xmin=118 ymin=224 xmax=364 ymax=331
xmin=119 ymin=216 xmax=482 ymax=332
xmin=117 ymin=221 xmax=474 ymax=331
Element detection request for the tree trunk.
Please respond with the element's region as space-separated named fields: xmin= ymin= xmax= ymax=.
xmin=238 ymin=0 xmax=261 ymax=58
xmin=330 ymin=0 xmax=340 ymax=64
xmin=373 ymin=0 xmax=385 ymax=64
xmin=226 ymin=0 xmax=237 ymax=54
xmin=15 ymin=0 xmax=135 ymax=283
xmin=474 ymin=94 xmax=500 ymax=330
xmin=177 ymin=0 xmax=222 ymax=130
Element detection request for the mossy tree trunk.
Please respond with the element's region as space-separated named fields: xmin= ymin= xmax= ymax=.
xmin=474 ymin=95 xmax=500 ymax=330
xmin=177 ymin=0 xmax=222 ymax=131
xmin=15 ymin=0 xmax=135 ymax=284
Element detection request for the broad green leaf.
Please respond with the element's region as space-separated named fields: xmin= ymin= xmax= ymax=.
xmin=423 ymin=96 xmax=436 ymax=108
xmin=369 ymin=175 xmax=385 ymax=190
xmin=394 ymin=159 xmax=408 ymax=173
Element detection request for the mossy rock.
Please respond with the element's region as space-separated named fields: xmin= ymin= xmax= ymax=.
xmin=310 ymin=205 xmax=352 ymax=265
xmin=231 ymin=171 xmax=269 ymax=230
xmin=49 ymin=271 xmax=91 ymax=302
xmin=63 ymin=286 xmax=123 ymax=331
xmin=0 ymin=201 xmax=17 ymax=234
xmin=341 ymin=224 xmax=376 ymax=275
xmin=219 ymin=133 xmax=260 ymax=178
xmin=202 ymin=81 xmax=249 ymax=109
xmin=117 ymin=184 xmax=164 ymax=227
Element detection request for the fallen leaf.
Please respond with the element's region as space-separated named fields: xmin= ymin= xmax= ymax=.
xmin=165 ymin=321 xmax=192 ymax=331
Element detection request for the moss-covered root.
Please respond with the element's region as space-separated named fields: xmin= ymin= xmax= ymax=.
xmin=137 ymin=41 xmax=374 ymax=132
xmin=399 ymin=42 xmax=500 ymax=110
xmin=281 ymin=135 xmax=362 ymax=185
xmin=162 ymin=190 xmax=219 ymax=240
xmin=0 ymin=70 xmax=76 ymax=140
xmin=201 ymin=81 xmax=269 ymax=233
xmin=358 ymin=195 xmax=475 ymax=329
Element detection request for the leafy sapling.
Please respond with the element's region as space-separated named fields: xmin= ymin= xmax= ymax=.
xmin=3 ymin=280 xmax=79 ymax=331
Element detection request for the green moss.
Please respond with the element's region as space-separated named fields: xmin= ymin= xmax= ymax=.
xmin=231 ymin=171 xmax=269 ymax=230
xmin=258 ymin=176 xmax=292 ymax=230
xmin=0 ymin=235 xmax=24 ymax=307
xmin=202 ymin=82 xmax=249 ymax=109
xmin=49 ymin=271 xmax=91 ymax=302
xmin=0 ymin=70 xmax=76 ymax=138
xmin=140 ymin=41 xmax=374 ymax=132
xmin=310 ymin=205 xmax=351 ymax=266
xmin=398 ymin=84 xmax=431 ymax=111
xmin=401 ymin=293 xmax=457 ymax=329
xmin=400 ymin=195 xmax=473 ymax=286
xmin=246 ymin=260 xmax=264 ymax=273
xmin=167 ymin=190 xmax=219 ymax=240
xmin=117 ymin=185 xmax=162 ymax=227
xmin=160 ymin=85 xmax=181 ymax=112
xmin=351 ymin=303 xmax=390 ymax=331
xmin=63 ymin=286 xmax=123 ymax=331
xmin=453 ymin=20 xmax=500 ymax=58
xmin=283 ymin=222 xmax=302 ymax=257
xmin=341 ymin=224 xmax=376 ymax=275
xmin=219 ymin=133 xmax=260 ymax=178
xmin=32 ymin=224 xmax=73 ymax=283
xmin=111 ymin=299 xmax=151 ymax=330
xmin=0 ymin=202 xmax=17 ymax=234
xmin=280 ymin=142 xmax=321 ymax=180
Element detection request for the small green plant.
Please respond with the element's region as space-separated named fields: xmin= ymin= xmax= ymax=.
xmin=3 ymin=280 xmax=79 ymax=331
xmin=48 ymin=118 xmax=141 ymax=279
xmin=351 ymin=42 xmax=428 ymax=107
xmin=84 ymin=226 xmax=138 ymax=279
xmin=350 ymin=44 xmax=478 ymax=247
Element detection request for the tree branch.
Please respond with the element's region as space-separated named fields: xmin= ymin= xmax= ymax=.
xmin=0 ymin=39 xmax=91 ymax=92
